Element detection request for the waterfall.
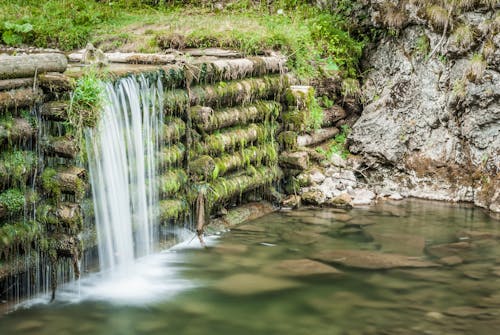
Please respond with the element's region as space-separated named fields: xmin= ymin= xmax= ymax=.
xmin=86 ymin=75 xmax=163 ymax=271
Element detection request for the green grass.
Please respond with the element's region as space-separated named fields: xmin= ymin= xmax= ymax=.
xmin=0 ymin=1 xmax=364 ymax=79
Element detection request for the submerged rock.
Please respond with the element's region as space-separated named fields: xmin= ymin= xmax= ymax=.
xmin=313 ymin=250 xmax=440 ymax=270
xmin=368 ymin=232 xmax=426 ymax=256
xmin=214 ymin=273 xmax=301 ymax=295
xmin=262 ymin=259 xmax=342 ymax=277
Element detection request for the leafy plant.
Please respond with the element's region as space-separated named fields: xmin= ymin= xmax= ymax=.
xmin=0 ymin=189 xmax=25 ymax=215
xmin=316 ymin=124 xmax=351 ymax=160
xmin=1 ymin=21 xmax=33 ymax=45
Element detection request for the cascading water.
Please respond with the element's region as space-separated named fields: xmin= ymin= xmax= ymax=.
xmin=85 ymin=75 xmax=164 ymax=271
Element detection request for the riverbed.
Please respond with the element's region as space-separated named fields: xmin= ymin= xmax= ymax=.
xmin=1 ymin=199 xmax=499 ymax=334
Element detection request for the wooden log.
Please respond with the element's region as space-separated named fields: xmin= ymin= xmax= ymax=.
xmin=190 ymin=155 xmax=216 ymax=181
xmin=162 ymin=117 xmax=186 ymax=143
xmin=209 ymin=201 xmax=275 ymax=228
xmin=322 ymin=105 xmax=346 ymax=127
xmin=157 ymin=143 xmax=185 ymax=168
xmin=184 ymin=48 xmax=242 ymax=58
xmin=36 ymin=202 xmax=82 ymax=233
xmin=159 ymin=199 xmax=188 ymax=223
xmin=214 ymin=144 xmax=278 ymax=177
xmin=40 ymin=101 xmax=69 ymax=121
xmin=0 ymin=88 xmax=42 ymax=112
xmin=0 ymin=118 xmax=36 ymax=145
xmin=38 ymin=72 xmax=73 ymax=93
xmin=158 ymin=169 xmax=187 ymax=198
xmin=44 ymin=136 xmax=78 ymax=159
xmin=164 ymin=75 xmax=287 ymax=113
xmin=41 ymin=167 xmax=87 ymax=199
xmin=68 ymin=52 xmax=176 ymax=64
xmin=0 ymin=78 xmax=34 ymax=90
xmin=297 ymin=127 xmax=339 ymax=147
xmin=191 ymin=101 xmax=281 ymax=132
xmin=195 ymin=123 xmax=264 ymax=156
xmin=206 ymin=166 xmax=282 ymax=205
xmin=0 ymin=53 xmax=67 ymax=79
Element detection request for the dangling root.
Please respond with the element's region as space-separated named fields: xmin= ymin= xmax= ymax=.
xmin=195 ymin=190 xmax=206 ymax=248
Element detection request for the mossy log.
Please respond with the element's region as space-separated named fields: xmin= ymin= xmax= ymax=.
xmin=41 ymin=167 xmax=87 ymax=199
xmin=0 ymin=118 xmax=36 ymax=145
xmin=36 ymin=202 xmax=82 ymax=234
xmin=158 ymin=169 xmax=188 ymax=198
xmin=68 ymin=52 xmax=176 ymax=64
xmin=206 ymin=165 xmax=282 ymax=205
xmin=159 ymin=199 xmax=189 ymax=223
xmin=44 ymin=136 xmax=78 ymax=159
xmin=0 ymin=220 xmax=41 ymax=259
xmin=0 ymin=88 xmax=43 ymax=112
xmin=194 ymin=123 xmax=274 ymax=156
xmin=40 ymin=101 xmax=68 ymax=121
xmin=0 ymin=150 xmax=37 ymax=190
xmin=214 ymin=144 xmax=278 ymax=177
xmin=162 ymin=117 xmax=186 ymax=143
xmin=190 ymin=155 xmax=216 ymax=181
xmin=157 ymin=143 xmax=185 ymax=168
xmin=38 ymin=72 xmax=73 ymax=93
xmin=322 ymin=105 xmax=346 ymax=127
xmin=209 ymin=201 xmax=275 ymax=228
xmin=278 ymin=130 xmax=298 ymax=151
xmin=164 ymin=76 xmax=287 ymax=113
xmin=0 ymin=53 xmax=68 ymax=80
xmin=0 ymin=78 xmax=34 ymax=90
xmin=191 ymin=101 xmax=281 ymax=132
xmin=297 ymin=127 xmax=339 ymax=147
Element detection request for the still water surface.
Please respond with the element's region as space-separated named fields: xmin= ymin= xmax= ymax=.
xmin=1 ymin=199 xmax=499 ymax=334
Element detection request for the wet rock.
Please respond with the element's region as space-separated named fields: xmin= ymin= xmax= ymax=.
xmin=350 ymin=188 xmax=376 ymax=206
xmin=212 ymin=243 xmax=248 ymax=254
xmin=426 ymin=242 xmax=473 ymax=258
xmin=281 ymin=194 xmax=301 ymax=209
xmin=301 ymin=190 xmax=326 ymax=206
xmin=456 ymin=230 xmax=500 ymax=241
xmin=330 ymin=153 xmax=347 ymax=168
xmin=324 ymin=193 xmax=353 ymax=209
xmin=313 ymin=250 xmax=440 ymax=270
xmin=368 ymin=232 xmax=425 ymax=256
xmin=279 ymin=151 xmax=309 ymax=170
xmin=388 ymin=193 xmax=403 ymax=200
xmin=438 ymin=256 xmax=463 ymax=266
xmin=426 ymin=311 xmax=445 ymax=320
xmin=263 ymin=259 xmax=343 ymax=277
xmin=214 ymin=273 xmax=301 ymax=295
xmin=309 ymin=169 xmax=326 ymax=184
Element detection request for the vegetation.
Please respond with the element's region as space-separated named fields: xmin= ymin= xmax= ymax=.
xmin=0 ymin=1 xmax=364 ymax=80
xmin=0 ymin=188 xmax=25 ymax=216
xmin=316 ymin=124 xmax=351 ymax=160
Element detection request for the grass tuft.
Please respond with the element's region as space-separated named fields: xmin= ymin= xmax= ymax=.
xmin=449 ymin=24 xmax=475 ymax=50
xmin=465 ymin=53 xmax=487 ymax=83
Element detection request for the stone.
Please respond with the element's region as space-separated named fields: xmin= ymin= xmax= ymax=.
xmin=438 ymin=256 xmax=463 ymax=266
xmin=281 ymin=194 xmax=301 ymax=209
xmin=444 ymin=306 xmax=493 ymax=318
xmin=309 ymin=168 xmax=326 ymax=184
xmin=368 ymin=232 xmax=426 ymax=256
xmin=350 ymin=188 xmax=376 ymax=206
xmin=388 ymin=193 xmax=403 ymax=200
xmin=456 ymin=230 xmax=500 ymax=241
xmin=426 ymin=311 xmax=445 ymax=320
xmin=426 ymin=242 xmax=473 ymax=258
xmin=313 ymin=249 xmax=440 ymax=270
xmin=262 ymin=259 xmax=342 ymax=277
xmin=301 ymin=190 xmax=326 ymax=206
xmin=214 ymin=273 xmax=301 ymax=295
xmin=212 ymin=243 xmax=248 ymax=254
xmin=279 ymin=151 xmax=309 ymax=170
xmin=325 ymin=193 xmax=353 ymax=208
xmin=330 ymin=153 xmax=347 ymax=168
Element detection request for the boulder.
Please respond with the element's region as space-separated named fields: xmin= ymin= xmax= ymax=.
xmin=279 ymin=151 xmax=309 ymax=170
xmin=301 ymin=190 xmax=326 ymax=206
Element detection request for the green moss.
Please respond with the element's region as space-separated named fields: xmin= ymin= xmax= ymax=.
xmin=0 ymin=150 xmax=36 ymax=189
xmin=0 ymin=220 xmax=41 ymax=258
xmin=0 ymin=188 xmax=25 ymax=216
xmin=159 ymin=169 xmax=187 ymax=197
xmin=157 ymin=143 xmax=185 ymax=168
xmin=159 ymin=199 xmax=188 ymax=223
xmin=162 ymin=117 xmax=186 ymax=143
xmin=40 ymin=168 xmax=60 ymax=199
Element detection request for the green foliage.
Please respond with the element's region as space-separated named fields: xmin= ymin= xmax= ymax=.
xmin=415 ymin=34 xmax=430 ymax=56
xmin=40 ymin=168 xmax=60 ymax=199
xmin=0 ymin=189 xmax=25 ymax=215
xmin=0 ymin=220 xmax=41 ymax=257
xmin=69 ymin=71 xmax=105 ymax=128
xmin=0 ymin=150 xmax=36 ymax=189
xmin=1 ymin=21 xmax=33 ymax=46
xmin=316 ymin=124 xmax=351 ymax=159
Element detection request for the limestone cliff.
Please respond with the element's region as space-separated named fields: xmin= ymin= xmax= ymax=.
xmin=348 ymin=0 xmax=500 ymax=212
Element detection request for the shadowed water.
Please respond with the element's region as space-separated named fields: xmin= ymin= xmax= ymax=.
xmin=1 ymin=199 xmax=499 ymax=334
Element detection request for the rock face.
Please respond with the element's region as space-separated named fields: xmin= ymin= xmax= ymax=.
xmin=349 ymin=3 xmax=500 ymax=212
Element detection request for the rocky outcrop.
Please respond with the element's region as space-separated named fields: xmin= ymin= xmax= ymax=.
xmin=349 ymin=2 xmax=500 ymax=212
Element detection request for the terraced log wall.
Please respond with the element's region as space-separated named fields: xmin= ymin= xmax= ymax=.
xmin=0 ymin=49 xmax=346 ymax=301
